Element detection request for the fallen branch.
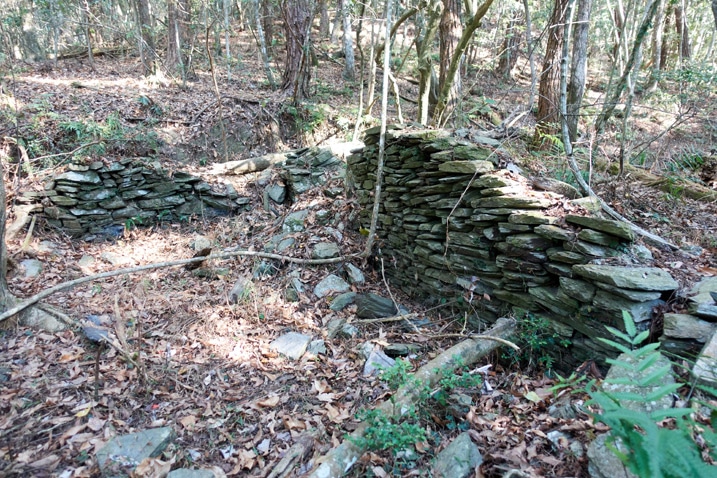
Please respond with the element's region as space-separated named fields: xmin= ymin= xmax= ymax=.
xmin=306 ymin=317 xmax=517 ymax=478
xmin=0 ymin=249 xmax=358 ymax=324
xmin=609 ymin=163 xmax=717 ymax=203
xmin=206 ymin=152 xmax=290 ymax=175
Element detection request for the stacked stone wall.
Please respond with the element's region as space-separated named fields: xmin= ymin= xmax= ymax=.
xmin=23 ymin=158 xmax=249 ymax=236
xmin=348 ymin=126 xmax=678 ymax=370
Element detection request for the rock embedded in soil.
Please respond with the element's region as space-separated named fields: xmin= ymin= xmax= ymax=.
xmin=96 ymin=427 xmax=174 ymax=476
xmin=432 ymin=432 xmax=483 ymax=478
xmin=313 ymin=274 xmax=350 ymax=298
xmin=270 ymin=332 xmax=312 ymax=360
xmin=355 ymin=293 xmax=399 ymax=319
xmin=312 ymin=242 xmax=340 ymax=259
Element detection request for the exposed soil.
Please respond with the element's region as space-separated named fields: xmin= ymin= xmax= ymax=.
xmin=1 ymin=28 xmax=716 ymax=477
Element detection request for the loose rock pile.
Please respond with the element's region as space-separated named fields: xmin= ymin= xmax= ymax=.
xmin=348 ymin=125 xmax=680 ymax=371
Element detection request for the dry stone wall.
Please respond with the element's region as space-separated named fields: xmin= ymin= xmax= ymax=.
xmin=348 ymin=126 xmax=679 ymax=370
xmin=23 ymin=158 xmax=250 ymax=236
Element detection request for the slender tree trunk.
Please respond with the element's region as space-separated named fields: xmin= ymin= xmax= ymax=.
xmin=533 ymin=0 xmax=569 ymax=147
xmin=437 ymin=0 xmax=463 ymax=123
xmin=660 ymin=3 xmax=673 ymax=70
xmin=416 ymin=1 xmax=443 ymax=125
xmin=645 ymin=0 xmax=666 ymax=91
xmin=712 ymin=0 xmax=717 ymax=30
xmin=342 ymin=0 xmax=356 ymax=80
xmin=224 ymin=0 xmax=232 ymax=79
xmin=167 ymin=0 xmax=190 ymax=77
xmin=523 ymin=0 xmax=537 ymax=111
xmin=134 ymin=0 xmax=156 ymax=75
xmin=254 ymin=0 xmax=277 ymax=88
xmin=282 ymin=0 xmax=314 ymax=103
xmin=82 ymin=0 xmax=95 ymax=68
xmin=496 ymin=8 xmax=521 ymax=79
xmin=674 ymin=0 xmax=691 ymax=62
xmin=319 ymin=0 xmax=330 ymax=37
xmin=566 ymin=0 xmax=592 ymax=141
xmin=262 ymin=0 xmax=274 ymax=55
xmin=331 ymin=0 xmax=343 ymax=44
xmin=432 ymin=0 xmax=495 ymax=126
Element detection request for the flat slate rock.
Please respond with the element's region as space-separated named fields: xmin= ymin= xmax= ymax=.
xmin=270 ymin=332 xmax=312 ymax=360
xmin=565 ymin=214 xmax=635 ymax=241
xmin=355 ymin=293 xmax=398 ymax=319
xmin=314 ymin=274 xmax=351 ymax=298
xmin=96 ymin=427 xmax=174 ymax=476
xmin=167 ymin=469 xmax=217 ymax=478
xmin=572 ymin=265 xmax=678 ymax=291
xmin=663 ymin=313 xmax=716 ymax=342
xmin=433 ymin=432 xmax=483 ymax=478
xmin=693 ymin=331 xmax=717 ymax=387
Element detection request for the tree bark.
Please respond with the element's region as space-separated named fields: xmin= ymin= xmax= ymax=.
xmin=342 ymin=0 xmax=356 ymax=80
xmin=674 ymin=0 xmax=691 ymax=61
xmin=416 ymin=1 xmax=442 ymax=125
xmin=495 ymin=8 xmax=521 ymax=79
xmin=533 ymin=0 xmax=569 ymax=148
xmin=262 ymin=0 xmax=274 ymax=55
xmin=319 ymin=0 xmax=330 ymax=37
xmin=254 ymin=0 xmax=277 ymax=89
xmin=134 ymin=0 xmax=156 ymax=75
xmin=566 ymin=0 xmax=592 ymax=141
xmin=713 ymin=0 xmax=717 ymax=30
xmin=432 ymin=0 xmax=495 ymax=126
xmin=645 ymin=0 xmax=666 ymax=91
xmin=437 ymin=0 xmax=463 ymax=122
xmin=167 ymin=0 xmax=190 ymax=76
xmin=281 ymin=0 xmax=314 ymax=104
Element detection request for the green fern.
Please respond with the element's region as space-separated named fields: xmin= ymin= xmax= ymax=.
xmin=586 ymin=311 xmax=717 ymax=477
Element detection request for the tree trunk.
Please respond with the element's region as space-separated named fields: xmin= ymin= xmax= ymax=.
xmin=645 ymin=0 xmax=666 ymax=91
xmin=319 ymin=0 xmax=330 ymax=37
xmin=495 ymin=8 xmax=521 ymax=79
xmin=281 ymin=0 xmax=314 ymax=104
xmin=81 ymin=0 xmax=95 ymax=68
xmin=416 ymin=0 xmax=443 ymax=125
xmin=437 ymin=0 xmax=463 ymax=123
xmin=254 ymin=0 xmax=277 ymax=89
xmin=713 ymin=0 xmax=717 ymax=30
xmin=674 ymin=0 xmax=691 ymax=61
xmin=522 ymin=0 xmax=537 ymax=110
xmin=566 ymin=0 xmax=592 ymax=141
xmin=660 ymin=4 xmax=673 ymax=70
xmin=134 ymin=0 xmax=156 ymax=75
xmin=533 ymin=0 xmax=568 ymax=148
xmin=262 ymin=0 xmax=274 ymax=55
xmin=167 ymin=0 xmax=190 ymax=76
xmin=432 ymin=0 xmax=495 ymax=126
xmin=331 ymin=0 xmax=343 ymax=44
xmin=342 ymin=0 xmax=355 ymax=80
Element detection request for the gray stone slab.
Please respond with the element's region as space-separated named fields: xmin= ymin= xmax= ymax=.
xmin=96 ymin=427 xmax=174 ymax=476
xmin=433 ymin=432 xmax=483 ymax=478
xmin=693 ymin=331 xmax=717 ymax=388
xmin=167 ymin=468 xmax=217 ymax=478
xmin=270 ymin=332 xmax=312 ymax=360
xmin=314 ymin=274 xmax=350 ymax=298
xmin=573 ymin=265 xmax=678 ymax=291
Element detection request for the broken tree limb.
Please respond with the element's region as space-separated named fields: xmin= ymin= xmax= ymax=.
xmin=305 ymin=317 xmax=517 ymax=478
xmin=608 ymin=163 xmax=717 ymax=203
xmin=206 ymin=152 xmax=290 ymax=175
xmin=0 ymin=249 xmax=358 ymax=324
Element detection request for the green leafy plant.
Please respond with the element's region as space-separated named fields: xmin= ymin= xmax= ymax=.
xmin=503 ymin=311 xmax=570 ymax=371
xmin=585 ymin=311 xmax=716 ymax=477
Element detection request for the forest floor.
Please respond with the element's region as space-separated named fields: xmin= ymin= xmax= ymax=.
xmin=1 ymin=30 xmax=716 ymax=478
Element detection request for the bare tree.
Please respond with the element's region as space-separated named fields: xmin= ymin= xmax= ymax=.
xmin=342 ymin=0 xmax=356 ymax=80
xmin=437 ymin=0 xmax=463 ymax=122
